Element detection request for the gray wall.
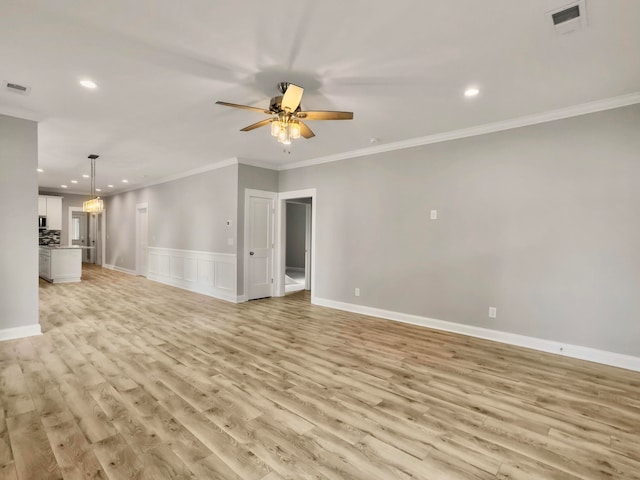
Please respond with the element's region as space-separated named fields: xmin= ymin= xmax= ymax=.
xmin=38 ymin=191 xmax=87 ymax=246
xmin=237 ymin=163 xmax=279 ymax=295
xmin=0 ymin=114 xmax=39 ymax=330
xmin=105 ymin=164 xmax=238 ymax=271
xmin=286 ymin=202 xmax=306 ymax=269
xmin=279 ymin=104 xmax=640 ymax=357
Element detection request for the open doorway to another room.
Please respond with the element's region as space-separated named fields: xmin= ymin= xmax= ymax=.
xmin=284 ymin=198 xmax=312 ymax=294
xmin=88 ymin=213 xmax=103 ymax=265
xmin=71 ymin=211 xmax=90 ymax=263
xmin=68 ymin=207 xmax=106 ymax=266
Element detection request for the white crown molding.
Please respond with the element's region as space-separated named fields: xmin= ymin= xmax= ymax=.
xmin=280 ymin=91 xmax=640 ymax=171
xmin=0 ymin=324 xmax=42 ymax=342
xmin=313 ymin=297 xmax=640 ymax=372
xmin=237 ymin=158 xmax=280 ymax=171
xmin=103 ymin=157 xmax=240 ymax=196
xmin=0 ymin=105 xmax=43 ymax=122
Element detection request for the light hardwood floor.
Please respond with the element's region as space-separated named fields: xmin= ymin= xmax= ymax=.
xmin=1 ymin=265 xmax=639 ymax=479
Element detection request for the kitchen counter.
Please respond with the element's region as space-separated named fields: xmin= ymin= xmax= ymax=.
xmin=39 ymin=246 xmax=84 ymax=283
xmin=40 ymin=245 xmax=94 ymax=249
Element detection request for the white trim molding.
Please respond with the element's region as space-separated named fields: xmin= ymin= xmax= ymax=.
xmin=103 ymin=264 xmax=138 ymax=276
xmin=275 ymin=189 xmax=317 ymax=299
xmin=0 ymin=324 xmax=42 ymax=342
xmin=313 ymin=297 xmax=640 ymax=373
xmin=147 ymin=247 xmax=238 ymax=303
xmin=281 ymin=91 xmax=640 ymax=171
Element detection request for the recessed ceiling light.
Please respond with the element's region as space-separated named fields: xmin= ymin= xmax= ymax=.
xmin=71 ymin=180 xmax=78 ymax=184
xmin=82 ymin=174 xmax=90 ymax=178
xmin=108 ymin=184 xmax=114 ymax=188
xmin=61 ymin=185 xmax=68 ymax=188
xmin=80 ymin=79 xmax=97 ymax=89
xmin=464 ymin=87 xmax=480 ymax=97
xmin=96 ymin=188 xmax=102 ymax=192
xmin=122 ymin=179 xmax=128 ymax=183
xmin=37 ymin=168 xmax=44 ymax=173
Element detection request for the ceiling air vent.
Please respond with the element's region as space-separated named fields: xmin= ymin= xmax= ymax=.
xmin=3 ymin=80 xmax=32 ymax=96
xmin=547 ymin=1 xmax=587 ymax=35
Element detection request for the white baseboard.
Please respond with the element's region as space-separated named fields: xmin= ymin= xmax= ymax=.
xmin=0 ymin=324 xmax=42 ymax=342
xmin=103 ymin=264 xmax=138 ymax=276
xmin=313 ymin=297 xmax=640 ymax=373
xmin=285 ymin=283 xmax=305 ymax=293
xmin=236 ymin=294 xmax=248 ymax=303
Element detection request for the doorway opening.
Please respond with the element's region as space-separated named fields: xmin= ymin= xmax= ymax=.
xmin=275 ymin=188 xmax=316 ymax=301
xmin=284 ymin=199 xmax=312 ymax=293
xmin=69 ymin=207 xmax=106 ymax=266
xmin=71 ymin=211 xmax=90 ymax=263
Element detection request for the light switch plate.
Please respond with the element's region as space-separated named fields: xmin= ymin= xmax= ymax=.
xmin=430 ymin=210 xmax=437 ymax=220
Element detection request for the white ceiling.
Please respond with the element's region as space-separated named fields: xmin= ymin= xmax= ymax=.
xmin=1 ymin=0 xmax=639 ymax=195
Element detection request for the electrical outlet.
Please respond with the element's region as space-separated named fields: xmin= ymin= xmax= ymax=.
xmin=355 ymin=288 xmax=360 ymax=297
xmin=430 ymin=210 xmax=438 ymax=220
xmin=488 ymin=307 xmax=497 ymax=318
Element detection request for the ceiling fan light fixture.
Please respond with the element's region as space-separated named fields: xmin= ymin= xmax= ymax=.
xmin=216 ymin=81 xmax=352 ymax=146
xmin=271 ymin=120 xmax=281 ymax=137
xmin=278 ymin=127 xmax=291 ymax=145
xmin=290 ymin=121 xmax=301 ymax=140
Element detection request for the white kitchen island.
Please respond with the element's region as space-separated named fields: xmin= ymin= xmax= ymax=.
xmin=39 ymin=246 xmax=86 ymax=283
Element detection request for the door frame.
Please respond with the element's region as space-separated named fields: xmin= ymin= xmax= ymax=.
xmin=243 ymin=189 xmax=277 ymax=300
xmin=275 ymin=188 xmax=317 ymax=299
xmin=135 ymin=202 xmax=149 ymax=276
xmin=68 ymin=206 xmax=106 ymax=264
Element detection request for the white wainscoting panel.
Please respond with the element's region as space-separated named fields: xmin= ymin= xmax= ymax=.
xmin=147 ymin=247 xmax=238 ymax=303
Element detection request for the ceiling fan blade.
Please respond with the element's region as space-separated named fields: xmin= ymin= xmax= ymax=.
xmin=281 ymin=84 xmax=304 ymax=113
xmin=296 ymin=110 xmax=354 ymax=120
xmin=240 ymin=118 xmax=273 ymax=132
xmin=299 ymin=121 xmax=315 ymax=139
xmin=216 ymin=101 xmax=269 ymax=114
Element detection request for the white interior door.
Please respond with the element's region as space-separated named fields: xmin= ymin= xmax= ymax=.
xmin=136 ymin=205 xmax=148 ymax=276
xmin=95 ymin=213 xmax=103 ymax=266
xmin=88 ymin=214 xmax=96 ymax=264
xmin=247 ymin=192 xmax=275 ymax=300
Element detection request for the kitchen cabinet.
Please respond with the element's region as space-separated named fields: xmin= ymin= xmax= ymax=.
xmin=38 ymin=196 xmax=47 ymax=216
xmin=39 ymin=246 xmax=82 ymax=283
xmin=38 ymin=195 xmax=63 ymax=230
xmin=39 ymin=248 xmax=51 ymax=279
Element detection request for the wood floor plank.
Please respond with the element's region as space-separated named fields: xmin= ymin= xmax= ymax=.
xmin=0 ymin=364 xmax=35 ymax=417
xmin=91 ymin=434 xmax=143 ymax=480
xmin=3 ymin=265 xmax=633 ymax=480
xmin=0 ymin=409 xmax=12 ymax=467
xmin=42 ymin=418 xmax=105 ymax=480
xmin=6 ymin=410 xmax=62 ymax=480
xmin=0 ymin=463 xmax=17 ymax=480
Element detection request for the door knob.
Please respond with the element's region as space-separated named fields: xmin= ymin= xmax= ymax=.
xmin=249 ymin=251 xmax=255 ymax=256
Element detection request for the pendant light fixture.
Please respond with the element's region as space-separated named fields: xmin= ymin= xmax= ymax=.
xmin=83 ymin=154 xmax=103 ymax=214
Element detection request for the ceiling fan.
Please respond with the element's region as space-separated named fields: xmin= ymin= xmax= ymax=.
xmin=216 ymin=82 xmax=353 ymax=145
